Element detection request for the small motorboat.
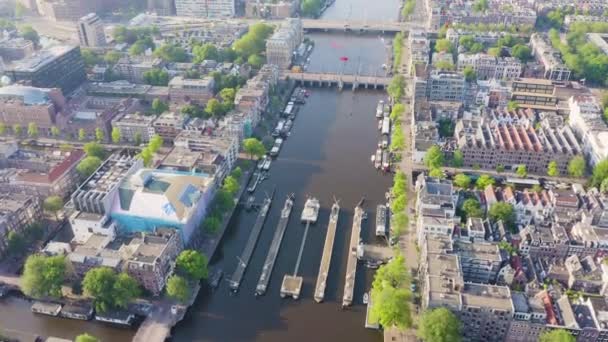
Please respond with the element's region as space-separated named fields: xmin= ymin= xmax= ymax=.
xmin=363 ymin=292 xmax=369 ymax=305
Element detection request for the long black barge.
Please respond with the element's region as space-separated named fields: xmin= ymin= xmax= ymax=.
xmin=229 ymin=189 xmax=275 ymax=292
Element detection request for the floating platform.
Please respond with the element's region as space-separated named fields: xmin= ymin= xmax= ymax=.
xmin=256 ymin=194 xmax=295 ymax=296
xmin=280 ymin=275 xmax=303 ymax=299
xmin=31 ymin=301 xmax=62 ymax=316
xmin=365 ymin=295 xmax=380 ymax=329
xmin=314 ymin=201 xmax=340 ymax=303
xmin=301 ymin=197 xmax=320 ymax=223
xmin=229 ymin=189 xmax=275 ymax=292
xmin=343 ymin=205 xmax=364 ymax=307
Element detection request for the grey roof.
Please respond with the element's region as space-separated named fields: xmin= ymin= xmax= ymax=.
xmin=0 ymin=85 xmax=50 ymax=105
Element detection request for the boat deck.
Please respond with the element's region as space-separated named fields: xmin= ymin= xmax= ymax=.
xmin=280 ymin=275 xmax=303 ymax=299
xmin=357 ymin=243 xmax=392 ymax=263
xmin=342 ymin=206 xmax=363 ymax=307
xmin=314 ymin=204 xmax=340 ymax=303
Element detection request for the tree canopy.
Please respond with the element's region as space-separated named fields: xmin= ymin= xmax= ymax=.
xmin=369 ymin=255 xmax=412 ymax=329
xmin=166 ymin=275 xmax=190 ymax=303
xmin=143 ymin=69 xmax=169 ymax=86
xmin=435 ymin=39 xmax=453 ymax=53
xmin=176 ymin=250 xmax=209 ymax=281
xmin=475 ymin=174 xmax=495 ymax=189
xmin=462 ymin=198 xmax=484 ymax=219
xmin=83 ymin=267 xmax=140 ymax=313
xmin=111 ymin=127 xmax=121 ymax=144
xmin=22 ymin=255 xmax=67 ymax=299
xmin=153 ymin=44 xmax=187 ymax=62
xmin=387 ymin=75 xmax=405 ymax=100
xmin=77 ymin=156 xmax=102 ymax=177
xmin=516 ymin=165 xmax=527 ymax=178
xmin=424 ymin=145 xmax=444 ymax=169
xmin=301 ymin=0 xmax=323 ymax=17
xmin=75 ymin=334 xmax=99 ymax=342
xmin=83 ymin=142 xmax=106 ymax=159
xmin=152 ymin=98 xmax=169 ymax=115
xmin=463 ymin=66 xmax=476 ymax=82
xmin=547 ymin=161 xmax=559 ymax=177
xmin=418 ymin=307 xmax=462 ymax=342
xmin=233 ymin=23 xmax=273 ymax=59
xmin=568 ymin=155 xmax=586 ymax=177
xmin=243 ymin=138 xmax=266 ymax=159
xmin=19 ymin=25 xmax=39 ymax=46
xmin=592 ymin=159 xmax=608 ymax=187
xmin=453 ymin=173 xmax=471 ymax=188
xmin=539 ymin=329 xmax=575 ymax=342
xmin=489 ymin=202 xmax=516 ymax=231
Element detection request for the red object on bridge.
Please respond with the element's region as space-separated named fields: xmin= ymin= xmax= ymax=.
xmin=339 ymin=56 xmax=349 ymax=62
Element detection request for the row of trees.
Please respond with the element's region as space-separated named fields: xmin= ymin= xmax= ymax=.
xmin=369 ymin=255 xmax=412 ymax=328
xmin=76 ymin=142 xmax=107 ymax=177
xmin=391 ymin=172 xmax=409 ymax=236
xmin=393 ymin=33 xmax=404 ymax=73
xmin=139 ymin=134 xmax=163 ymax=167
xmin=232 ymin=23 xmax=273 ymax=63
xmin=401 ymin=0 xmax=415 ymax=18
xmin=387 ymin=75 xmax=406 ymax=100
xmin=201 ymin=166 xmax=244 ymax=235
xmin=167 ymin=250 xmax=209 ymax=303
xmin=548 ymin=23 xmax=608 ymax=86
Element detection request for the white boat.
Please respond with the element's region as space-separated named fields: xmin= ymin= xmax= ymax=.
xmin=382 ymin=151 xmax=390 ymax=171
xmin=301 ymin=197 xmax=320 ymax=223
xmin=270 ymin=138 xmax=283 ymax=157
xmin=363 ymin=292 xmax=369 ymax=304
xmin=377 ymin=120 xmax=382 ymax=130
xmin=371 ymin=155 xmax=375 ymax=163
xmin=262 ymin=157 xmax=272 ymax=171
xmin=374 ymin=149 xmax=382 ymax=169
xmin=381 ymin=117 xmax=390 ymax=135
xmin=376 ymin=204 xmax=387 ymax=237
xmin=376 ymin=100 xmax=384 ymax=118
xmin=381 ymin=135 xmax=389 ymax=149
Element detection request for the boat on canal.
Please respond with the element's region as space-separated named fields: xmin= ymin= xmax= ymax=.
xmin=381 ymin=135 xmax=389 ymax=149
xmin=270 ymin=138 xmax=283 ymax=157
xmin=381 ymin=117 xmax=390 ymax=135
xmin=301 ymin=197 xmax=320 ymax=223
xmin=375 ymin=100 xmax=384 ymax=118
xmin=248 ymin=172 xmax=261 ymax=193
xmin=382 ymin=151 xmax=390 ymax=171
xmin=377 ymin=119 xmax=382 ymax=130
xmin=261 ymin=156 xmax=272 ymax=171
xmin=374 ymin=149 xmax=382 ymax=169
xmin=375 ymin=204 xmax=387 ymax=237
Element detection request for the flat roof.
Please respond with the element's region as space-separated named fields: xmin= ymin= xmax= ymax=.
xmin=9 ymin=45 xmax=76 ymax=73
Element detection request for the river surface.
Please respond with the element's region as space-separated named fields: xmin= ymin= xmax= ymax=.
xmin=0 ymin=4 xmax=398 ymax=341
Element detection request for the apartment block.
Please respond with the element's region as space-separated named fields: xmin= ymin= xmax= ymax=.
xmin=113 ymin=56 xmax=163 ymax=84
xmin=265 ymin=18 xmax=303 ymax=69
xmin=510 ymin=78 xmax=558 ymax=110
xmin=427 ymin=69 xmax=466 ymax=102
xmin=0 ymin=37 xmax=34 ymax=61
xmin=0 ymin=85 xmax=66 ymax=135
xmin=175 ymin=0 xmax=235 ymax=18
xmin=530 ymin=33 xmax=571 ymax=81
xmin=455 ymin=117 xmax=582 ymax=174
xmin=568 ymin=95 xmax=608 ymax=166
xmin=457 ymin=53 xmax=522 ymax=80
xmin=77 ymin=13 xmax=106 ymax=48
xmin=151 ymin=111 xmax=188 ymax=143
xmin=173 ymin=130 xmax=239 ymax=180
xmin=111 ymin=112 xmax=156 ymax=143
xmin=5 ymin=45 xmax=86 ymax=94
xmin=0 ymin=193 xmax=42 ymax=256
xmin=168 ymin=76 xmax=215 ymax=105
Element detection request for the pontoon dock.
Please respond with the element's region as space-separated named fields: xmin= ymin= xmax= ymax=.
xmin=229 ymin=189 xmax=275 ymax=292
xmin=314 ymin=201 xmax=340 ymax=303
xmin=256 ymin=194 xmax=295 ymax=296
xmin=342 ymin=205 xmax=364 ymax=307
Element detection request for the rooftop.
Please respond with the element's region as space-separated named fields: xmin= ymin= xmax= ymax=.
xmin=461 ymin=283 xmax=513 ymax=311
xmin=9 ymin=45 xmax=76 ymax=73
xmin=0 ymin=85 xmax=53 ymax=105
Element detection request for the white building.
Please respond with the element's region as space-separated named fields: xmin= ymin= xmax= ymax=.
xmin=457 ymin=53 xmax=522 ymax=80
xmin=530 ymin=33 xmax=571 ymax=81
xmin=175 ymin=0 xmax=235 ymax=18
xmin=265 ymin=18 xmax=302 ymax=69
xmin=77 ymin=13 xmax=106 ymax=48
xmin=568 ymin=95 xmax=608 ymax=166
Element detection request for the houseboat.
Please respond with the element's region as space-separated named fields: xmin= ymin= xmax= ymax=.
xmin=375 ymin=204 xmax=387 ymax=237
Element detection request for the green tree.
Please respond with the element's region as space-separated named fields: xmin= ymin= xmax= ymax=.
xmin=547 ymin=161 xmax=559 ymax=177
xmin=424 ymin=145 xmax=444 ymax=169
xmin=429 ymin=168 xmax=445 ymax=179
xmin=390 ymin=103 xmax=405 ymax=122
xmin=27 ymin=122 xmax=38 ymax=138
xmin=50 ymin=126 xmax=60 ymax=137
xmin=391 ymin=212 xmax=409 ymax=236
xmin=13 ymin=123 xmax=22 ymax=136
xmin=434 ymin=60 xmax=455 ymax=70
xmin=202 ymin=215 xmax=222 ymax=234
xmin=81 ymin=49 xmax=100 ymax=67
xmin=231 ymin=166 xmax=243 ymax=180
xmin=43 ymin=196 xmax=63 ymax=219
xmin=463 ymin=66 xmax=476 ymax=82
xmin=489 ymin=202 xmax=516 ymax=230
xmin=300 ymin=0 xmax=322 ymax=17
xmin=452 ymin=149 xmax=464 ymax=167
xmin=166 ymin=275 xmax=190 ymax=303
xmin=83 ymin=142 xmax=105 ymax=159
xmin=387 ymin=75 xmax=405 ymax=100
xmin=476 ymin=174 xmax=495 ymax=189
xmin=243 ymin=138 xmax=266 ymax=159
xmin=472 ymin=0 xmax=488 ymax=12
xmin=83 ymin=268 xmax=139 ymax=313
xmin=152 ymin=98 xmax=169 ymax=114
xmin=222 ymin=175 xmax=240 ymax=195
xmin=77 ymin=156 xmax=102 ymax=177
xmin=75 ymin=333 xmax=99 ymax=342
xmin=568 ymin=155 xmax=586 ymax=177
xmin=453 ymin=173 xmax=471 ymax=188
xmin=247 ymin=54 xmax=264 ymax=68
xmin=78 ymin=128 xmax=87 ymax=141
xmin=205 ymin=99 xmax=225 ymax=118
xmin=219 ymin=88 xmax=236 ymax=104
xmin=6 ymin=231 xmax=25 ymax=256
xmin=488 ymin=47 xmax=501 ymax=57
xmin=153 ymin=44 xmax=187 ymax=62
xmin=0 ymin=122 xmax=5 ymax=135
xmin=19 ymin=25 xmax=39 ymax=46
xmin=95 ymin=128 xmax=105 ymax=142
xmin=111 ymin=127 xmax=121 ymax=144
xmin=104 ymin=51 xmax=121 ymax=65
xmin=176 ymin=250 xmax=209 ymax=280
xmin=214 ymin=189 xmax=235 ymax=212
xmin=143 ymin=69 xmax=169 ymax=86
xmin=233 ymin=23 xmax=273 ymax=59
xmin=149 ymin=134 xmax=163 ymax=152
xmin=592 ymin=159 xmax=608 ymax=186
xmin=435 ymin=39 xmax=453 ymax=53
xmin=139 ymin=147 xmax=153 ymax=167
xmin=418 ymin=307 xmax=462 ymax=342
xmin=507 ymin=100 xmax=519 ymax=111
xmin=22 ymin=255 xmax=67 ymax=299
xmin=539 ymin=329 xmax=575 ymax=342
xmin=462 ymin=198 xmax=484 ymax=219
xmin=511 ymin=44 xmax=532 ymax=62
xmin=516 ymin=165 xmax=527 ymax=178
xmin=193 ymin=43 xmax=219 ymax=63
xmin=369 ymin=255 xmax=411 ymax=328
